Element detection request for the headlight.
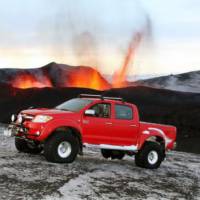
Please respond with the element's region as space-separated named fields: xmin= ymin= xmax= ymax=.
xmin=32 ymin=115 xmax=53 ymax=123
xmin=17 ymin=114 xmax=23 ymax=124
xmin=11 ymin=114 xmax=17 ymax=122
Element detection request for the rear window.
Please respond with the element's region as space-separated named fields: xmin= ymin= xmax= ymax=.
xmin=115 ymin=104 xmax=133 ymax=120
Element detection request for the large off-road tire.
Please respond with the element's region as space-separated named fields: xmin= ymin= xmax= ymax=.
xmin=44 ymin=131 xmax=79 ymax=163
xmin=135 ymin=141 xmax=164 ymax=169
xmin=101 ymin=149 xmax=125 ymax=160
xmin=15 ymin=137 xmax=43 ymax=154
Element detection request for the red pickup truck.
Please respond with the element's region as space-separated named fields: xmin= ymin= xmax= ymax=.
xmin=5 ymin=94 xmax=176 ymax=169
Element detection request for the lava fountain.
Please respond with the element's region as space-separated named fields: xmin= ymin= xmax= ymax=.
xmin=112 ymin=32 xmax=142 ymax=88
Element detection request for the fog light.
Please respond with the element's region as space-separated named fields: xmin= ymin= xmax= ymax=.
xmin=36 ymin=131 xmax=40 ymax=136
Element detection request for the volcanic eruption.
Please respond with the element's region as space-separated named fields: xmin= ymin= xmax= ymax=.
xmin=5 ymin=21 xmax=150 ymax=91
xmin=0 ymin=62 xmax=111 ymax=90
xmin=0 ymin=1 xmax=152 ymax=91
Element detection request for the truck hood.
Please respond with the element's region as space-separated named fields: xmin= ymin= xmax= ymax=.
xmin=21 ymin=108 xmax=74 ymax=117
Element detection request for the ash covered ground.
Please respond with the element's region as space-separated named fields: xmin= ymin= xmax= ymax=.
xmin=0 ymin=125 xmax=199 ymax=200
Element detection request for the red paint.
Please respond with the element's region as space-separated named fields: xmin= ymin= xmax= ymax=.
xmin=18 ymin=98 xmax=176 ymax=151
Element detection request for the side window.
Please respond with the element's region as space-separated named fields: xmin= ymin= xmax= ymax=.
xmin=90 ymin=103 xmax=111 ymax=118
xmin=115 ymin=105 xmax=133 ymax=120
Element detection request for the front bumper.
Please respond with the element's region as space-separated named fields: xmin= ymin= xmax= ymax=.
xmin=4 ymin=123 xmax=41 ymax=139
xmin=4 ymin=124 xmax=27 ymax=137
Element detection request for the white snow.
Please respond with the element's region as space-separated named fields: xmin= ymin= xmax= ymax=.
xmin=44 ymin=151 xmax=200 ymax=200
xmin=138 ymin=71 xmax=200 ymax=93
xmin=0 ymin=125 xmax=199 ymax=200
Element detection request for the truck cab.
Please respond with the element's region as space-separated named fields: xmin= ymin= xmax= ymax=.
xmin=81 ymin=98 xmax=140 ymax=148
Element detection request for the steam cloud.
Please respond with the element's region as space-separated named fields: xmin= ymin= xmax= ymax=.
xmin=39 ymin=0 xmax=153 ymax=81
xmin=0 ymin=0 xmax=153 ymax=90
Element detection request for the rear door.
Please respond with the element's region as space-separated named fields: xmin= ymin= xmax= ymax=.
xmin=82 ymin=102 xmax=113 ymax=144
xmin=111 ymin=104 xmax=139 ymax=146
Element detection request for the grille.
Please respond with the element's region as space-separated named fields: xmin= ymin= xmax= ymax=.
xmin=21 ymin=114 xmax=34 ymax=121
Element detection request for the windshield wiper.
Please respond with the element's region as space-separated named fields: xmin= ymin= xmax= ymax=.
xmin=60 ymin=108 xmax=70 ymax=111
xmin=54 ymin=107 xmax=69 ymax=111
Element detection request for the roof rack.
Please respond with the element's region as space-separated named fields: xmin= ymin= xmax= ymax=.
xmin=78 ymin=94 xmax=125 ymax=102
xmin=79 ymin=94 xmax=103 ymax=100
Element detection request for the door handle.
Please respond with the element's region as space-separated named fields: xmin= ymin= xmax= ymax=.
xmin=105 ymin=122 xmax=112 ymax=125
xmin=130 ymin=124 xmax=137 ymax=127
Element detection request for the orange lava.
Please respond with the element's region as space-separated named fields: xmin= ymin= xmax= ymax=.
xmin=12 ymin=74 xmax=52 ymax=89
xmin=68 ymin=69 xmax=110 ymax=90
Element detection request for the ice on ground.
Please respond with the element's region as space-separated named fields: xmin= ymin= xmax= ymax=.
xmin=0 ymin=126 xmax=199 ymax=200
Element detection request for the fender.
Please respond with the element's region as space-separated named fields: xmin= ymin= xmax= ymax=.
xmin=138 ymin=127 xmax=172 ymax=149
xmin=37 ymin=119 xmax=82 ymax=141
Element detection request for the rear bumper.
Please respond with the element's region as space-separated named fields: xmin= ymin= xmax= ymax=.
xmin=172 ymin=142 xmax=177 ymax=150
xmin=166 ymin=141 xmax=177 ymax=151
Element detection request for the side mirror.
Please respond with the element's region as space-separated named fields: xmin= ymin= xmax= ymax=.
xmin=84 ymin=109 xmax=95 ymax=116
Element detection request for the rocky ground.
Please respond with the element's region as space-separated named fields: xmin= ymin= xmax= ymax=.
xmin=0 ymin=125 xmax=199 ymax=200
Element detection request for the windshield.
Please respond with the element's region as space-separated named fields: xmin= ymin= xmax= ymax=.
xmin=55 ymin=98 xmax=93 ymax=112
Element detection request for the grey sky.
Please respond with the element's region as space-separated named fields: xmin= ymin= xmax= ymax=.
xmin=0 ymin=0 xmax=199 ymax=76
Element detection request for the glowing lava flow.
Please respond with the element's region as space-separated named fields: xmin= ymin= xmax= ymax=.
xmin=12 ymin=74 xmax=52 ymax=89
xmin=11 ymin=67 xmax=110 ymax=90
xmin=68 ymin=69 xmax=110 ymax=90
